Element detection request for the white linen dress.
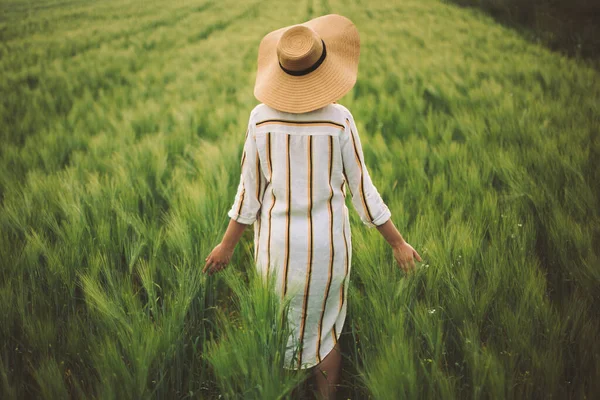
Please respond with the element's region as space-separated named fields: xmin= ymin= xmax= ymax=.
xmin=227 ymin=102 xmax=391 ymax=370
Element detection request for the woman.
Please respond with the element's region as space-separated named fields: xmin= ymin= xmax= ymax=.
xmin=203 ymin=14 xmax=422 ymax=399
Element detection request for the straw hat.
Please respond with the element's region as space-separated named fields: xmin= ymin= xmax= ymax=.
xmin=254 ymin=14 xmax=360 ymax=114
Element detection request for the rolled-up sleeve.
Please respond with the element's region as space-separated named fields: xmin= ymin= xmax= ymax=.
xmin=339 ymin=110 xmax=391 ymax=228
xmin=227 ymin=114 xmax=265 ymax=225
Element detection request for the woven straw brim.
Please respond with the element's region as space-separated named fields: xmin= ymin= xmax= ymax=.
xmin=254 ymin=14 xmax=360 ymax=114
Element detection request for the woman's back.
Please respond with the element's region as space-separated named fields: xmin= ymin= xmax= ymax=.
xmin=233 ymin=102 xmax=391 ymax=230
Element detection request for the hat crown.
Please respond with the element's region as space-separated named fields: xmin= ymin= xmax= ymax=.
xmin=276 ymin=26 xmax=324 ymax=72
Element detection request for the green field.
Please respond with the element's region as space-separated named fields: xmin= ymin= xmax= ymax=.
xmin=1 ymin=0 xmax=599 ymax=398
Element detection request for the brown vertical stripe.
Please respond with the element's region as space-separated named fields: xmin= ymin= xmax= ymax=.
xmin=236 ymin=127 xmax=250 ymax=222
xmin=255 ymin=149 xmax=261 ymax=264
xmin=256 ymin=216 xmax=261 ymax=264
xmin=236 ymin=146 xmax=247 ymax=220
xmin=346 ymin=118 xmax=373 ymax=222
xmin=235 ymin=188 xmax=245 ymax=219
xmin=332 ymin=324 xmax=338 ymax=345
xmin=266 ymin=133 xmax=275 ymax=283
xmin=240 ymin=127 xmax=249 ymax=167
xmin=342 ymin=170 xmax=353 ymax=197
xmin=339 ymin=202 xmax=349 ymax=312
xmin=255 ymin=149 xmax=261 ymax=200
xmin=266 ymin=191 xmax=276 ymax=283
xmin=297 ymin=135 xmax=314 ymax=368
xmin=316 ymin=135 xmax=335 ymax=363
xmin=266 ymin=132 xmax=273 ymax=181
xmin=282 ymin=134 xmax=291 ymax=297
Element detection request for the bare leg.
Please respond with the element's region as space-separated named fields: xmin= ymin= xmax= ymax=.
xmin=313 ymin=342 xmax=342 ymax=400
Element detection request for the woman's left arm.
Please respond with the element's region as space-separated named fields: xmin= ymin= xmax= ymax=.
xmin=203 ymin=218 xmax=249 ymax=275
xmin=203 ymin=112 xmax=265 ymax=275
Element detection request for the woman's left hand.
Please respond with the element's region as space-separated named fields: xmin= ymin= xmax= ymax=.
xmin=203 ymin=242 xmax=234 ymax=276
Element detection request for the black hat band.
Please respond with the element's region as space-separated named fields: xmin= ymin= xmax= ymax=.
xmin=279 ymin=39 xmax=327 ymax=77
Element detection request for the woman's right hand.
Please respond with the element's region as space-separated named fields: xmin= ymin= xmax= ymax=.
xmin=392 ymin=242 xmax=422 ymax=274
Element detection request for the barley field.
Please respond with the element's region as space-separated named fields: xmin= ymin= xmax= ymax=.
xmin=1 ymin=0 xmax=599 ymax=398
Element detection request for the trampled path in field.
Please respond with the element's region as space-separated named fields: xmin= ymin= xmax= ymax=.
xmin=0 ymin=0 xmax=598 ymax=398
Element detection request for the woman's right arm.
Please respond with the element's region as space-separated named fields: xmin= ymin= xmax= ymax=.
xmin=376 ymin=218 xmax=422 ymax=273
xmin=338 ymin=110 xmax=391 ymax=228
xmin=338 ymin=108 xmax=421 ymax=273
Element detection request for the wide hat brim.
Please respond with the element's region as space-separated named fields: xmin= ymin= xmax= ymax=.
xmin=254 ymin=14 xmax=360 ymax=114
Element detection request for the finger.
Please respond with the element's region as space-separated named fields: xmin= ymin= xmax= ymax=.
xmin=208 ymin=264 xmax=218 ymax=276
xmin=395 ymin=259 xmax=402 ymax=269
xmin=203 ymin=259 xmax=211 ymax=273
xmin=414 ymin=251 xmax=422 ymax=262
xmin=409 ymin=258 xmax=416 ymax=271
xmin=204 ymin=263 xmax=215 ymax=275
xmin=400 ymin=262 xmax=408 ymax=273
xmin=211 ymin=263 xmax=225 ymax=276
xmin=204 ymin=258 xmax=217 ymax=274
xmin=211 ymin=261 xmax=225 ymax=273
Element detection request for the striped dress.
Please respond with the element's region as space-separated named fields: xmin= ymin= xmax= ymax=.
xmin=227 ymin=102 xmax=391 ymax=370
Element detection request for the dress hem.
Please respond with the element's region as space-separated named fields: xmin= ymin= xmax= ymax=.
xmin=281 ymin=325 xmax=343 ymax=371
